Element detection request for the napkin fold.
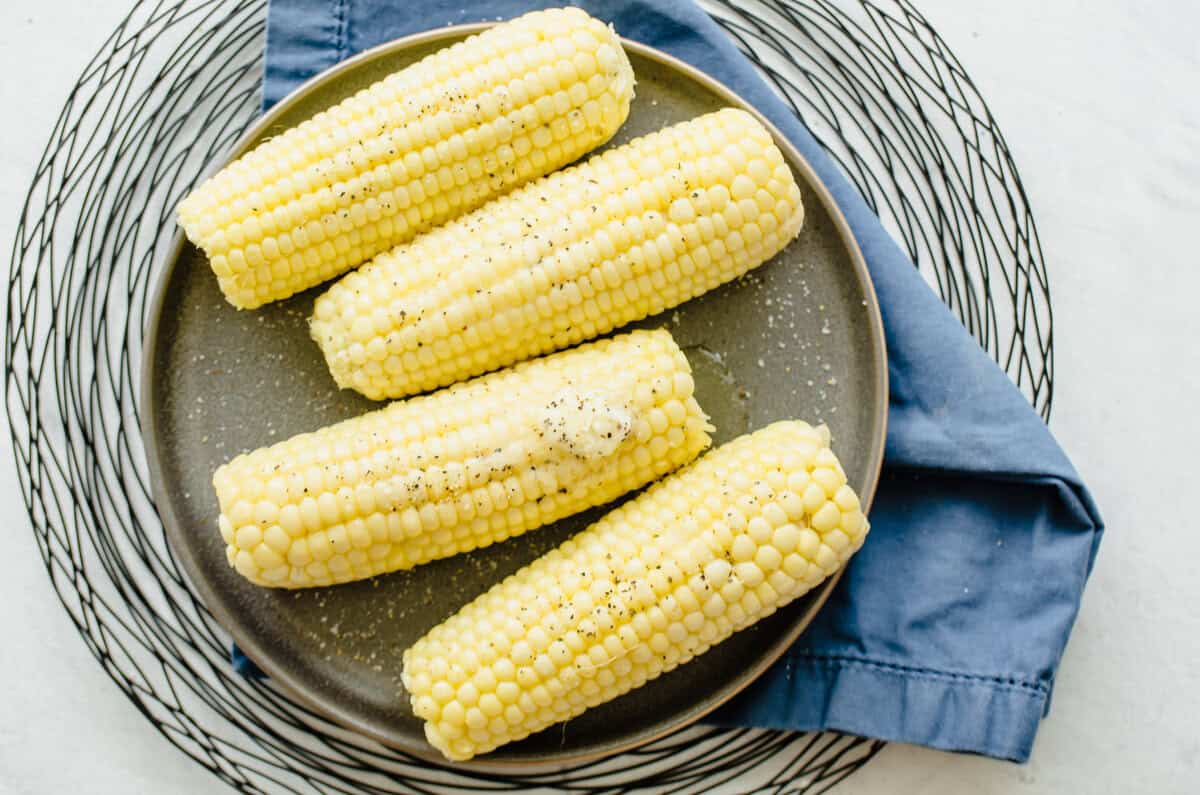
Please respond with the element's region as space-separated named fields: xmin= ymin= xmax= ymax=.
xmin=246 ymin=0 xmax=1103 ymax=762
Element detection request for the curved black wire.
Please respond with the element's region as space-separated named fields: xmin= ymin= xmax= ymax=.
xmin=4 ymin=0 xmax=1050 ymax=792
xmin=703 ymin=0 xmax=1053 ymax=417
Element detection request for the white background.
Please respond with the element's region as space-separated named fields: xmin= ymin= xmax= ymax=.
xmin=1 ymin=1 xmax=1197 ymax=793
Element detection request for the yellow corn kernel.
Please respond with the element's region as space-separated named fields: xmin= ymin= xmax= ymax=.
xmin=312 ymin=108 xmax=805 ymax=400
xmin=402 ymin=420 xmax=867 ymax=760
xmin=213 ymin=329 xmax=710 ymax=587
xmin=179 ymin=8 xmax=635 ymax=309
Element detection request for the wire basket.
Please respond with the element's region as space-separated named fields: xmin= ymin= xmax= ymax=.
xmin=4 ymin=0 xmax=1052 ymax=792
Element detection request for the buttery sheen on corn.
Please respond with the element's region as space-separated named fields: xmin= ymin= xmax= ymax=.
xmin=213 ymin=330 xmax=710 ymax=587
xmin=402 ymin=421 xmax=867 ymax=761
xmin=312 ymin=108 xmax=805 ymax=400
xmin=179 ymin=8 xmax=635 ymax=309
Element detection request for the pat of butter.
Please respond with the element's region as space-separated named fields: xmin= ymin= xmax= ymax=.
xmin=538 ymin=388 xmax=634 ymax=459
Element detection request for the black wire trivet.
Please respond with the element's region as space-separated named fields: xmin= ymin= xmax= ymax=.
xmin=5 ymin=0 xmax=1053 ymax=792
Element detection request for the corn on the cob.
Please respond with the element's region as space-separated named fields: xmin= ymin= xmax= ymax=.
xmin=402 ymin=421 xmax=867 ymax=761
xmin=311 ymin=108 xmax=804 ymax=400
xmin=213 ymin=329 xmax=709 ymax=588
xmin=179 ymin=8 xmax=635 ymax=309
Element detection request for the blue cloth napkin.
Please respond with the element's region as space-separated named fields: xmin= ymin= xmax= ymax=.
xmin=245 ymin=0 xmax=1103 ymax=762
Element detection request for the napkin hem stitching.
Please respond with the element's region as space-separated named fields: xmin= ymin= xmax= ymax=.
xmin=793 ymin=654 xmax=1049 ymax=695
xmin=333 ymin=0 xmax=349 ymax=61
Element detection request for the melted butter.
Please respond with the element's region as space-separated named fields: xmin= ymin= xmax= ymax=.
xmin=538 ymin=388 xmax=634 ymax=460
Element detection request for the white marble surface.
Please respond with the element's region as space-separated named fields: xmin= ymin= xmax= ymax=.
xmin=1 ymin=1 xmax=1196 ymax=793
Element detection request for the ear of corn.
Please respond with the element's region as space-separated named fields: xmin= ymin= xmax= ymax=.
xmin=311 ymin=108 xmax=805 ymax=400
xmin=213 ymin=329 xmax=710 ymax=588
xmin=179 ymin=8 xmax=635 ymax=309
xmin=401 ymin=421 xmax=867 ymax=761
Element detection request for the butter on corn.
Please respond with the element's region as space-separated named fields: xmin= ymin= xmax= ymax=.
xmin=212 ymin=329 xmax=710 ymax=588
xmin=402 ymin=421 xmax=867 ymax=761
xmin=179 ymin=8 xmax=635 ymax=309
xmin=312 ymin=108 xmax=805 ymax=400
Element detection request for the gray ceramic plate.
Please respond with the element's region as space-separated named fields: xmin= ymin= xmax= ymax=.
xmin=141 ymin=25 xmax=887 ymax=769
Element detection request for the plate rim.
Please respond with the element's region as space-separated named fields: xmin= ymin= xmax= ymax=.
xmin=140 ymin=22 xmax=888 ymax=771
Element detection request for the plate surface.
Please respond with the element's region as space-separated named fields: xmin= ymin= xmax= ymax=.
xmin=142 ymin=26 xmax=886 ymax=768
